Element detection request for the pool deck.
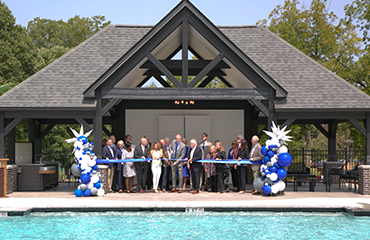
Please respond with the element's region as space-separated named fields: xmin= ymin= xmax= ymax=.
xmin=2 ymin=183 xmax=370 ymax=216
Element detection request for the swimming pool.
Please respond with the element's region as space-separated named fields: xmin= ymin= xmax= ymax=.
xmin=1 ymin=211 xmax=368 ymax=239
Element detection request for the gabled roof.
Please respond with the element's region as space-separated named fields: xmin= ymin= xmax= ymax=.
xmin=1 ymin=0 xmax=370 ymax=111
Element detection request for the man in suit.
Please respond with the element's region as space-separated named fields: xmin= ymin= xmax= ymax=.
xmin=188 ymin=139 xmax=203 ymax=194
xmin=134 ymin=137 xmax=151 ymax=193
xmin=170 ymin=134 xmax=186 ymax=193
xmin=114 ymin=140 xmax=126 ymax=193
xmin=249 ymin=135 xmax=264 ymax=194
xmin=161 ymin=137 xmax=172 ymax=192
xmin=102 ymin=138 xmax=116 ymax=193
xmin=109 ymin=134 xmax=119 ymax=192
xmin=199 ymin=133 xmax=211 ymax=190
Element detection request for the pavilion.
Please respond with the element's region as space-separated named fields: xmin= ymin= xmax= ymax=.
xmin=1 ymin=0 xmax=370 ymax=193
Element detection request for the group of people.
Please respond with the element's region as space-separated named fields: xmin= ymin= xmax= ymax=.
xmin=101 ymin=133 xmax=264 ymax=194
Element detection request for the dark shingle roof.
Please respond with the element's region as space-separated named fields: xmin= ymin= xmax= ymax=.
xmin=1 ymin=24 xmax=369 ymax=111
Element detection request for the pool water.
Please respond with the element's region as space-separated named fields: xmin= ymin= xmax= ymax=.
xmin=1 ymin=211 xmax=369 ymax=239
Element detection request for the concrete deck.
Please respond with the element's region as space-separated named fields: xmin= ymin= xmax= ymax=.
xmin=1 ymin=182 xmax=370 ymax=216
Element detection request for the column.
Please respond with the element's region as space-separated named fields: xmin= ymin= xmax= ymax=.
xmin=328 ymin=121 xmax=337 ymax=161
xmin=0 ymin=112 xmax=4 ymax=158
xmin=93 ymin=91 xmax=103 ymax=158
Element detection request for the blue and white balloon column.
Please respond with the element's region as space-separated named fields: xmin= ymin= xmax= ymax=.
xmin=65 ymin=125 xmax=105 ymax=197
xmin=253 ymin=122 xmax=292 ymax=195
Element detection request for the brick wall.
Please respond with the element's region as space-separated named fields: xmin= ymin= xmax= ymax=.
xmin=323 ymin=162 xmax=342 ymax=184
xmin=6 ymin=165 xmax=17 ymax=194
xmin=359 ymin=165 xmax=370 ymax=195
xmin=97 ymin=165 xmax=109 ymax=193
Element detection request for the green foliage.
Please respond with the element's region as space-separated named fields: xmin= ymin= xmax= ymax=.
xmin=27 ymin=15 xmax=110 ymax=49
xmin=345 ymin=0 xmax=370 ymax=46
xmin=258 ymin=0 xmax=369 ymax=149
xmin=0 ymin=83 xmax=12 ymax=95
xmin=0 ymin=1 xmax=37 ymax=85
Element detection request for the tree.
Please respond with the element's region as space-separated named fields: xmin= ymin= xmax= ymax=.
xmin=0 ymin=1 xmax=37 ymax=85
xmin=27 ymin=15 xmax=111 ymax=49
xmin=345 ymin=0 xmax=370 ymax=46
xmin=257 ymin=0 xmax=366 ymax=149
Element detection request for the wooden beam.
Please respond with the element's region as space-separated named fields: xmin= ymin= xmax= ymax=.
xmin=103 ymin=126 xmax=112 ymax=136
xmin=75 ymin=118 xmax=93 ymax=132
xmin=188 ymin=53 xmax=225 ymax=88
xmin=366 ymin=113 xmax=370 ymax=164
xmin=93 ymin=91 xmax=102 ymax=157
xmin=147 ymin=53 xmax=182 ymax=88
xmin=328 ymin=121 xmax=338 ymax=161
xmin=154 ymin=76 xmax=172 ymax=88
xmin=101 ymin=99 xmax=120 ymax=117
xmin=197 ymin=76 xmax=214 ymax=88
xmin=349 ymin=118 xmax=367 ymax=136
xmin=251 ymin=100 xmax=268 ymax=117
xmin=140 ymin=60 xmax=230 ymax=70
xmin=101 ymin=88 xmax=268 ymax=100
xmin=0 ymin=112 xmax=4 ymax=158
xmin=313 ymin=123 xmax=329 ymax=139
xmin=4 ymin=117 xmax=22 ymax=136
xmin=40 ymin=123 xmax=56 ymax=139
xmin=281 ymin=119 xmax=295 ymax=129
xmin=267 ymin=88 xmax=276 ymax=131
xmin=182 ymin=20 xmax=189 ymax=87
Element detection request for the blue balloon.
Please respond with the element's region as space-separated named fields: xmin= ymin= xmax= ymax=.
xmin=83 ymin=189 xmax=91 ymax=197
xmin=267 ymin=150 xmax=275 ymax=158
xmin=263 ymin=156 xmax=270 ymax=164
xmin=274 ymin=163 xmax=281 ymax=168
xmin=261 ymin=145 xmax=268 ymax=156
xmin=80 ymin=173 xmax=91 ymax=184
xmin=269 ymin=166 xmax=277 ymax=173
xmin=78 ymin=136 xmax=88 ymax=144
xmin=278 ymin=153 xmax=292 ymax=167
xmin=94 ymin=182 xmax=101 ymax=189
xmin=92 ymin=165 xmax=98 ymax=171
xmin=74 ymin=189 xmax=83 ymax=197
xmin=277 ymin=168 xmax=287 ymax=180
xmin=262 ymin=185 xmax=272 ymax=195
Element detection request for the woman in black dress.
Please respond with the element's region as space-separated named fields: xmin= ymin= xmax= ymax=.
xmin=237 ymin=139 xmax=249 ymax=194
xmin=214 ymin=141 xmax=227 ymax=193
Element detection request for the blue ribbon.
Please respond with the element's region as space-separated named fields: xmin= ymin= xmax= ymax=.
xmin=96 ymin=159 xmax=262 ymax=164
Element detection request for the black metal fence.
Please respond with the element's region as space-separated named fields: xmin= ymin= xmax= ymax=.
xmin=41 ymin=147 xmax=367 ymax=182
xmin=289 ymin=147 xmax=366 ymax=176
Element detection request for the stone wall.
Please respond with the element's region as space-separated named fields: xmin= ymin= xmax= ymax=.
xmin=97 ymin=165 xmax=109 ymax=193
xmin=323 ymin=162 xmax=342 ymax=185
xmin=6 ymin=165 xmax=17 ymax=194
xmin=359 ymin=165 xmax=370 ymax=195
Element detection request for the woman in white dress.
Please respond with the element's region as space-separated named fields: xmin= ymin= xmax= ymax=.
xmin=150 ymin=141 xmax=163 ymax=193
xmin=123 ymin=142 xmax=136 ymax=193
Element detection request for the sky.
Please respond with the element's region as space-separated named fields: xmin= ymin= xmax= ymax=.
xmin=4 ymin=0 xmax=353 ymax=27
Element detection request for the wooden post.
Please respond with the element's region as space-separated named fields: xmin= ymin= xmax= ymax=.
xmin=328 ymin=121 xmax=337 ymax=161
xmin=93 ymin=90 xmax=103 ymax=158
xmin=366 ymin=113 xmax=370 ymax=165
xmin=0 ymin=158 xmax=9 ymax=197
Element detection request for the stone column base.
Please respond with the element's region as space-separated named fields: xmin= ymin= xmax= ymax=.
xmin=323 ymin=162 xmax=342 ymax=185
xmin=359 ymin=165 xmax=370 ymax=195
xmin=97 ymin=165 xmax=109 ymax=193
xmin=6 ymin=165 xmax=17 ymax=194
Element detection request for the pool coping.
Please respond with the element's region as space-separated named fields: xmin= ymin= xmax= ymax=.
xmin=3 ymin=206 xmax=370 ymax=217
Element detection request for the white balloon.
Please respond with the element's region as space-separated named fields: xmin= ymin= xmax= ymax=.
xmin=80 ymin=155 xmax=90 ymax=163
xmin=97 ymin=188 xmax=105 ymax=197
xmin=277 ymin=146 xmax=288 ymax=155
xmin=91 ymin=174 xmax=99 ymax=184
xmin=276 ymin=180 xmax=286 ymax=192
xmin=270 ymin=156 xmax=278 ymax=163
xmin=271 ymin=184 xmax=279 ymax=194
xmin=87 ymin=181 xmax=94 ymax=189
xmin=74 ymin=141 xmax=83 ymax=150
xmin=88 ymin=159 xmax=96 ymax=167
xmin=265 ymin=140 xmax=272 ymax=147
xmin=270 ymin=173 xmax=278 ymax=181
xmin=74 ymin=150 xmax=83 ymax=160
